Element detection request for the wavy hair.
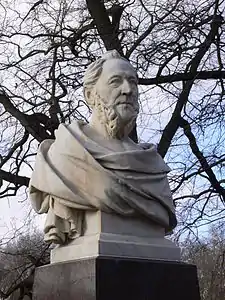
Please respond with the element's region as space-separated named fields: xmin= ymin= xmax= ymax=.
xmin=83 ymin=50 xmax=125 ymax=88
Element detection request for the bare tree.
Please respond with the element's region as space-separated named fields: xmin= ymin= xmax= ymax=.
xmin=0 ymin=231 xmax=50 ymax=300
xmin=0 ymin=0 xmax=224 ymax=238
xmin=182 ymin=223 xmax=225 ymax=300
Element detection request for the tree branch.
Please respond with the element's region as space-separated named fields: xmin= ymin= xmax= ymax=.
xmin=0 ymin=92 xmax=53 ymax=142
xmin=126 ymin=0 xmax=181 ymax=58
xmin=23 ymin=0 xmax=44 ymax=22
xmin=157 ymin=15 xmax=224 ymax=158
xmin=138 ymin=70 xmax=225 ymax=85
xmin=180 ymin=117 xmax=225 ymax=203
xmin=0 ymin=131 xmax=29 ymax=168
xmin=86 ymin=0 xmax=122 ymax=53
xmin=0 ymin=169 xmax=29 ymax=187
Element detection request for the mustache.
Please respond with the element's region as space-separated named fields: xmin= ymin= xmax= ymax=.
xmin=114 ymin=96 xmax=139 ymax=107
xmin=92 ymin=90 xmax=139 ymax=111
xmin=116 ymin=100 xmax=133 ymax=105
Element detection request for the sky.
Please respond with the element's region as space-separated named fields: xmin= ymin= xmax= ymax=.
xmin=0 ymin=188 xmax=45 ymax=241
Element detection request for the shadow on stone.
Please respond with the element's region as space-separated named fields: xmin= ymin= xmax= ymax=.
xmin=33 ymin=257 xmax=201 ymax=300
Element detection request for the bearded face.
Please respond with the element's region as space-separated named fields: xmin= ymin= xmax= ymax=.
xmin=89 ymin=89 xmax=139 ymax=139
xmin=85 ymin=58 xmax=139 ymax=139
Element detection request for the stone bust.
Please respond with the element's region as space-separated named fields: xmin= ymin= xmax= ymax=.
xmin=29 ymin=50 xmax=177 ymax=244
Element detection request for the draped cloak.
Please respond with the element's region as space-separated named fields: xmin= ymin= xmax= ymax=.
xmin=29 ymin=120 xmax=177 ymax=243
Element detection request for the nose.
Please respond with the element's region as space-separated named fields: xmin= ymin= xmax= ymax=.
xmin=121 ymin=79 xmax=132 ymax=95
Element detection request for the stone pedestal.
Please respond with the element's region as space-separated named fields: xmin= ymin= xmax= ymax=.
xmin=33 ymin=211 xmax=200 ymax=299
xmin=33 ymin=257 xmax=201 ymax=300
xmin=51 ymin=211 xmax=181 ymax=263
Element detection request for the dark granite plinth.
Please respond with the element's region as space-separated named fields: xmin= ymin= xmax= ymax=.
xmin=33 ymin=257 xmax=201 ymax=300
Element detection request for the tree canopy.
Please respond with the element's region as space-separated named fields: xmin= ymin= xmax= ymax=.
xmin=0 ymin=231 xmax=50 ymax=299
xmin=0 ymin=0 xmax=224 ymax=238
xmin=183 ymin=223 xmax=225 ymax=300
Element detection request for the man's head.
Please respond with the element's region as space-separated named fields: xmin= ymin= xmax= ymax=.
xmin=83 ymin=50 xmax=139 ymax=139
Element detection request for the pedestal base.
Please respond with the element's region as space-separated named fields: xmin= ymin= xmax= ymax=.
xmin=51 ymin=211 xmax=180 ymax=263
xmin=33 ymin=257 xmax=201 ymax=300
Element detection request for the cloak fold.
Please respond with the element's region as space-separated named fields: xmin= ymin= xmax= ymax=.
xmin=29 ymin=121 xmax=177 ymax=243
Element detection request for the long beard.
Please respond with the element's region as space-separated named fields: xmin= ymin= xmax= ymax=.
xmin=91 ymin=91 xmax=139 ymax=139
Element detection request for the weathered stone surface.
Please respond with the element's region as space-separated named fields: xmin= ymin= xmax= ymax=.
xmin=51 ymin=211 xmax=180 ymax=263
xmin=33 ymin=259 xmax=95 ymax=300
xmin=29 ymin=50 xmax=177 ymax=246
xmin=33 ymin=257 xmax=201 ymax=300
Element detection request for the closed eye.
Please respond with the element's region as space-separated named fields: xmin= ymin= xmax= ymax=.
xmin=108 ymin=76 xmax=123 ymax=86
xmin=128 ymin=77 xmax=138 ymax=85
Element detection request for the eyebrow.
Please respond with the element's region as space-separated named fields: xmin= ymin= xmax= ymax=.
xmin=108 ymin=74 xmax=138 ymax=82
xmin=108 ymin=75 xmax=121 ymax=79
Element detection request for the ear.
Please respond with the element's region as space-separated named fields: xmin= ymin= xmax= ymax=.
xmin=84 ymin=88 xmax=91 ymax=102
xmin=84 ymin=88 xmax=94 ymax=108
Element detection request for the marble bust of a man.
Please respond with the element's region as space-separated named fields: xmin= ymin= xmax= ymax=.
xmin=29 ymin=50 xmax=177 ymax=244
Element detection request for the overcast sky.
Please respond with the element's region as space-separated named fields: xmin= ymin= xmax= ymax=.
xmin=0 ymin=190 xmax=44 ymax=241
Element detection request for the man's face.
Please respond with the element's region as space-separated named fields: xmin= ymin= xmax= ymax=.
xmin=93 ymin=58 xmax=139 ymax=122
